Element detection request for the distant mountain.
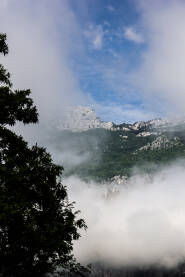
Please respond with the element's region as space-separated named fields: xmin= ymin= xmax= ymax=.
xmin=58 ymin=106 xmax=114 ymax=131
xmin=58 ymin=106 xmax=185 ymax=133
xmin=54 ymin=106 xmax=185 ymax=181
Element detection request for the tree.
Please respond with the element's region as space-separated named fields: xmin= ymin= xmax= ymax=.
xmin=0 ymin=33 xmax=87 ymax=277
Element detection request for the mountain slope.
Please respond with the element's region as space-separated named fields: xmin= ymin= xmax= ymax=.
xmin=54 ymin=106 xmax=185 ymax=181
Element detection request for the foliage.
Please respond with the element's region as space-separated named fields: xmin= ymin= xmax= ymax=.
xmin=0 ymin=33 xmax=86 ymax=277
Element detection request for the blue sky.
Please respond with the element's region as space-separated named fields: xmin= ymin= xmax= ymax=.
xmin=1 ymin=0 xmax=185 ymax=123
xmin=68 ymin=0 xmax=150 ymax=122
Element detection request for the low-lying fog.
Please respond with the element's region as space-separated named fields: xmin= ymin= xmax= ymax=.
xmin=65 ymin=161 xmax=185 ymax=269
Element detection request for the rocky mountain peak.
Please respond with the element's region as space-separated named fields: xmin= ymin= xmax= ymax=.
xmin=57 ymin=106 xmax=185 ymax=134
xmin=57 ymin=106 xmax=114 ymax=132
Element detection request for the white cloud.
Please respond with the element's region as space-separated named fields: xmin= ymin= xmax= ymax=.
xmin=84 ymin=24 xmax=104 ymax=50
xmin=124 ymin=26 xmax=144 ymax=43
xmin=0 ymin=0 xmax=87 ymax=123
xmin=67 ymin=161 xmax=185 ymax=268
xmin=133 ymin=0 xmax=185 ymax=116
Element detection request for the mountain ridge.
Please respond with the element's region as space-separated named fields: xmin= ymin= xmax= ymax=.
xmin=58 ymin=105 xmax=185 ymax=134
xmin=52 ymin=106 xmax=185 ymax=181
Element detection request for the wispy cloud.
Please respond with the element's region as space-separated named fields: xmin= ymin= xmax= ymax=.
xmin=94 ymin=103 xmax=158 ymax=124
xmin=84 ymin=24 xmax=104 ymax=50
xmin=106 ymin=5 xmax=115 ymax=12
xmin=124 ymin=26 xmax=144 ymax=43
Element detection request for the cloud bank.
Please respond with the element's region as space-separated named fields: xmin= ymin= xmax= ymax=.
xmin=134 ymin=0 xmax=185 ymax=116
xmin=0 ymin=0 xmax=86 ymax=122
xmin=66 ymin=161 xmax=185 ymax=268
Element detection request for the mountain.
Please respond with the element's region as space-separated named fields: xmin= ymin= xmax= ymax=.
xmin=58 ymin=106 xmax=114 ymax=131
xmin=54 ymin=106 xmax=185 ymax=181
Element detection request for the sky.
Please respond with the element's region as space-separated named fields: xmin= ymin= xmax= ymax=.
xmin=1 ymin=0 xmax=185 ymax=123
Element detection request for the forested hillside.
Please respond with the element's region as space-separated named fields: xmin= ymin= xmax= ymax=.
xmin=54 ymin=117 xmax=185 ymax=181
